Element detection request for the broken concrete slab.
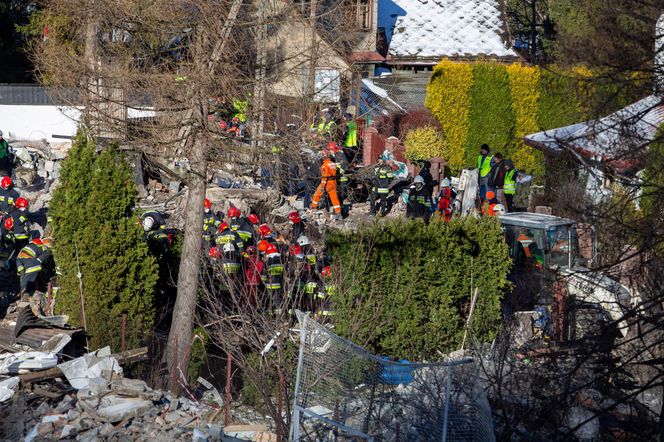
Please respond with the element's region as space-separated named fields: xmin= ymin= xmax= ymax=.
xmin=94 ymin=395 xmax=154 ymax=423
xmin=0 ymin=376 xmax=19 ymax=402
xmin=0 ymin=351 xmax=58 ymax=375
xmin=38 ymin=333 xmax=71 ymax=354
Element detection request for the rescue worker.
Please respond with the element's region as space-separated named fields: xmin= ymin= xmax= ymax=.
xmin=141 ymin=210 xmax=167 ymax=231
xmin=1 ymin=217 xmax=15 ymax=255
xmin=229 ymin=208 xmax=254 ymax=246
xmin=437 ymin=178 xmax=454 ymax=221
xmin=12 ymin=197 xmax=30 ymax=251
xmin=220 ymin=242 xmax=241 ymax=277
xmin=247 ymin=213 xmax=261 ymax=244
xmin=311 ymin=149 xmax=342 ymax=220
xmin=288 ymin=211 xmax=306 ymax=241
xmin=503 ymin=160 xmax=518 ymax=213
xmin=405 ymin=175 xmax=432 ymax=221
xmin=258 ymin=224 xmax=279 ymax=248
xmin=329 ymin=142 xmax=350 ymax=215
xmin=316 ymin=266 xmax=336 ymax=319
xmin=418 ymin=161 xmax=438 ymax=200
xmin=0 ymin=131 xmax=11 ymax=176
xmin=17 ymin=237 xmax=51 ymax=296
xmin=297 ymin=235 xmax=317 ymax=267
xmin=215 ymin=222 xmax=244 ymax=253
xmin=369 ymin=159 xmax=395 ymax=217
xmin=203 ymin=198 xmax=220 ymax=245
xmin=487 ymin=152 xmax=505 ymax=204
xmin=477 ymin=144 xmax=493 ymax=202
xmin=0 ymin=176 xmax=19 ymax=215
xmin=262 ymin=243 xmax=285 ymax=310
xmin=142 ymin=215 xmax=169 ymax=256
xmin=243 ymin=246 xmax=263 ymax=305
xmin=342 ymin=113 xmax=358 ymax=164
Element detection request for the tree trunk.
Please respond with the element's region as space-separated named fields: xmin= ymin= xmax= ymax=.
xmin=166 ymin=133 xmax=207 ymax=393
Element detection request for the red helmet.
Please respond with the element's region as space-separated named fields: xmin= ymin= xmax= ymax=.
xmin=248 ymin=214 xmax=260 ymax=225
xmin=321 ymin=266 xmax=332 ymax=278
xmin=289 ymin=244 xmax=303 ymax=256
xmin=208 ymin=246 xmax=220 ymax=258
xmin=227 ymin=207 xmax=241 ymax=218
xmin=15 ymin=198 xmax=29 ymax=209
xmin=32 ymin=237 xmax=43 ymax=246
xmin=327 ymin=142 xmax=341 ymax=153
xmin=258 ymin=224 xmax=272 ymax=237
xmin=204 ymin=198 xmax=212 ymax=209
xmin=288 ymin=211 xmax=301 ymax=223
xmin=257 ymin=239 xmax=270 ymax=253
xmin=265 ymin=244 xmax=279 ymax=255
xmin=219 ymin=121 xmax=227 ymax=130
xmin=218 ymin=222 xmax=229 ymax=232
xmin=1 ymin=176 xmax=11 ymax=190
xmin=4 ymin=217 xmax=13 ymax=230
xmin=486 ymin=191 xmax=495 ymax=200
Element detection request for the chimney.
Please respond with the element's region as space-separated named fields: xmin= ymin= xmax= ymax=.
xmin=656 ymin=13 xmax=664 ymax=95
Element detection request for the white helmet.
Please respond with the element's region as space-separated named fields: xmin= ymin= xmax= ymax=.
xmin=142 ymin=216 xmax=154 ymax=232
xmin=222 ymin=242 xmax=236 ymax=253
xmin=296 ymin=235 xmax=310 ymax=246
xmin=414 ymin=175 xmax=424 ymax=185
xmin=493 ymin=204 xmax=506 ymax=216
xmin=441 ymin=178 xmax=451 ymax=187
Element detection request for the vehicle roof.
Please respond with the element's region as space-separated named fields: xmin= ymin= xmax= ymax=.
xmin=499 ymin=212 xmax=575 ymax=229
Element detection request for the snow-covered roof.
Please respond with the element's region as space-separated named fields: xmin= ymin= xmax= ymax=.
xmin=379 ymin=0 xmax=517 ymax=61
xmin=524 ymin=95 xmax=664 ymax=173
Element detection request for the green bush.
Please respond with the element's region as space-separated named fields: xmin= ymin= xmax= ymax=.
xmin=50 ymin=131 xmax=159 ymax=350
xmin=465 ymin=63 xmax=516 ymax=168
xmin=326 ymin=217 xmax=511 ymax=360
xmin=536 ymin=68 xmax=581 ymax=131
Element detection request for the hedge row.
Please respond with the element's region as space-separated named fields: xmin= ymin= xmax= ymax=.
xmin=326 ymin=217 xmax=511 ymax=360
xmin=422 ymin=61 xmax=627 ymax=176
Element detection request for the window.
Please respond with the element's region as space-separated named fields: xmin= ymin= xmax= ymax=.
xmin=357 ymin=0 xmax=372 ymax=31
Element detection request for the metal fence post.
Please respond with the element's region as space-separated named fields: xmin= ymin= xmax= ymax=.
xmin=441 ymin=365 xmax=452 ymax=442
xmin=289 ymin=314 xmax=308 ymax=441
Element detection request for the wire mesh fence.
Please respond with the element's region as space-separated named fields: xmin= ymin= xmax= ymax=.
xmin=290 ymin=312 xmax=495 ymax=441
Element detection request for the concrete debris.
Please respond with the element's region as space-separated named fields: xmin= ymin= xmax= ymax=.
xmin=38 ymin=333 xmax=71 ymax=354
xmin=0 ymin=376 xmax=19 ymax=402
xmin=0 ymin=351 xmax=58 ymax=375
xmin=57 ymin=346 xmax=123 ymax=389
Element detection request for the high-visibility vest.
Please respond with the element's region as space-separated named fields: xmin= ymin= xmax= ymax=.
xmin=504 ymin=169 xmax=517 ymax=195
xmin=477 ymin=154 xmax=493 ymax=178
xmin=344 ymin=121 xmax=357 ymax=147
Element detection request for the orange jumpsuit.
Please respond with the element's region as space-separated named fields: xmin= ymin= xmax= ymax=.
xmin=311 ymin=158 xmax=341 ymax=214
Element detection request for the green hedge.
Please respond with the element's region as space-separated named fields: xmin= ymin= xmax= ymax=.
xmin=326 ymin=217 xmax=511 ymax=360
xmin=465 ymin=63 xmax=516 ymax=167
xmin=51 ymin=131 xmax=159 ymax=350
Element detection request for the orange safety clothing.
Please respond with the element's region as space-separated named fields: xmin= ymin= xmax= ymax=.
xmin=311 ymin=158 xmax=341 ymax=214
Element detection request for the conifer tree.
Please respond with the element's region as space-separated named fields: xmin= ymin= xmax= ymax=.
xmin=50 ymin=131 xmax=159 ymax=350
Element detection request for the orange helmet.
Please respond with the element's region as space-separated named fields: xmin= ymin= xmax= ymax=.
xmin=227 ymin=207 xmax=241 ymax=218
xmin=32 ymin=237 xmax=43 ymax=245
xmin=258 ymin=224 xmax=272 ymax=237
xmin=288 ymin=211 xmax=301 ymax=223
xmin=1 ymin=176 xmax=11 ymax=190
xmin=486 ymin=190 xmax=495 ymax=200
xmin=15 ymin=197 xmax=29 ymax=209
xmin=4 ymin=217 xmax=13 ymax=230
xmin=248 ymin=214 xmax=260 ymax=225
xmin=204 ymin=198 xmax=212 ymax=209
xmin=265 ymin=244 xmax=278 ymax=255
xmin=257 ymin=239 xmax=270 ymax=253
xmin=218 ymin=222 xmax=229 ymax=232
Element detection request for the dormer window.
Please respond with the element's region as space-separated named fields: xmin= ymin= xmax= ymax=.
xmin=357 ymin=0 xmax=372 ymax=31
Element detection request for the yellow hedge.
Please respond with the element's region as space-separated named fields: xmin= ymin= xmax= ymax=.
xmin=404 ymin=126 xmax=446 ymax=162
xmin=425 ymin=60 xmax=473 ymax=173
xmin=506 ymin=64 xmax=543 ymax=176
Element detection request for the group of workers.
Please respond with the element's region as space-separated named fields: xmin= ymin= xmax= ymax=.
xmin=477 ymin=143 xmax=524 ymax=214
xmin=0 ymin=175 xmax=53 ymax=297
xmin=202 ymin=201 xmax=336 ymax=318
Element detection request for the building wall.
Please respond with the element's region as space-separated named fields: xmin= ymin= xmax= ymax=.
xmin=0 ymin=105 xmax=80 ymax=144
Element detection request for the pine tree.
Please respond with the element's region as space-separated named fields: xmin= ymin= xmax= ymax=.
xmin=50 ymin=131 xmax=158 ymax=350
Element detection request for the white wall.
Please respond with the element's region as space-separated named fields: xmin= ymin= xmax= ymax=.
xmin=0 ymin=105 xmax=81 ymax=144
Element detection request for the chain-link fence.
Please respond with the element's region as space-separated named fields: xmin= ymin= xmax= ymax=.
xmin=290 ymin=312 xmax=495 ymax=441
